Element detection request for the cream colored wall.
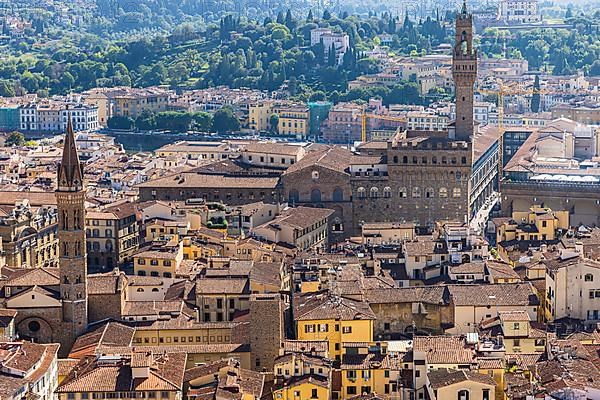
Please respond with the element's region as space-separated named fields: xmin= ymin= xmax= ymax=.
xmin=7 ymin=291 xmax=61 ymax=308
xmin=435 ymin=381 xmax=494 ymax=400
xmin=448 ymin=305 xmax=537 ymax=334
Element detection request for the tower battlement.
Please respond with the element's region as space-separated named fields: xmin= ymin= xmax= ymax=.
xmin=452 ymin=0 xmax=478 ymax=142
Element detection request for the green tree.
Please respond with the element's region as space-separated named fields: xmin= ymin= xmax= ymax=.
xmin=309 ymin=91 xmax=326 ymax=101
xmin=5 ymin=131 xmax=25 ymax=147
xmin=212 ymin=106 xmax=240 ymax=133
xmin=154 ymin=111 xmax=193 ymax=133
xmin=107 ymin=116 xmax=135 ymax=130
xmin=191 ymin=112 xmax=213 ymax=132
xmin=323 ymin=9 xmax=331 ymax=20
xmin=0 ymin=80 xmax=15 ymax=97
xmin=269 ymin=113 xmax=280 ymax=133
xmin=135 ymin=110 xmax=156 ymax=131
xmin=327 ymin=44 xmax=337 ymax=66
xmin=531 ymin=75 xmax=541 ymax=113
xmin=591 ymin=60 xmax=600 ymax=76
xmin=285 ymin=9 xmax=296 ymax=30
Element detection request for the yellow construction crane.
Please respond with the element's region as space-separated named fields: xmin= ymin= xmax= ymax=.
xmin=361 ymin=111 xmax=407 ymax=142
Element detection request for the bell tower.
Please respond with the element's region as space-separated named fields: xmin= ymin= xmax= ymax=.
xmin=453 ymin=0 xmax=478 ymax=141
xmin=56 ymin=114 xmax=88 ymax=344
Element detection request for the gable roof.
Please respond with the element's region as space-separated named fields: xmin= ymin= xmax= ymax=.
xmin=283 ymin=146 xmax=352 ymax=176
xmin=413 ymin=336 xmax=475 ymax=365
xmin=448 ymin=283 xmax=539 ymax=306
xmin=294 ymin=291 xmax=375 ymax=321
xmin=4 ymin=267 xmax=60 ymax=288
xmin=428 ymin=369 xmax=495 ymax=389
xmin=365 ymin=286 xmax=449 ymax=305
xmin=57 ymin=352 xmax=187 ymax=393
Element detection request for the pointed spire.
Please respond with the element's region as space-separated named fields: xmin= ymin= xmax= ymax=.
xmin=57 ymin=112 xmax=83 ymax=192
xmin=461 ymin=0 xmax=468 ymax=16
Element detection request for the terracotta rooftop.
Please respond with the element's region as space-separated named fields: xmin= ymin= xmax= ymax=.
xmin=57 ymin=352 xmax=187 ymax=393
xmin=136 ymin=172 xmax=280 ymax=189
xmin=365 ymin=286 xmax=449 ymax=305
xmin=427 ymin=369 xmax=495 ymax=390
xmin=195 ymin=277 xmax=249 ymax=295
xmin=498 ymin=310 xmax=531 ymax=322
xmin=294 ymin=291 xmax=376 ymax=321
xmin=412 ymin=336 xmax=475 ymax=365
xmin=447 ymin=283 xmax=539 ymax=306
xmin=283 ymin=146 xmax=353 ymax=175
xmin=261 ymin=206 xmax=335 ymax=231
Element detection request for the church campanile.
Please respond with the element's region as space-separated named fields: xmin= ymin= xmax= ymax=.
xmin=56 ymin=115 xmax=88 ymax=344
xmin=453 ymin=0 xmax=478 ymax=141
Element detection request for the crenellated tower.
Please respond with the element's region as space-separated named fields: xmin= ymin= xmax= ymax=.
xmin=453 ymin=0 xmax=478 ymax=141
xmin=56 ymin=115 xmax=88 ymax=345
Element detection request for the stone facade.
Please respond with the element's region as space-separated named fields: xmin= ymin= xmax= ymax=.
xmin=281 ymin=10 xmax=485 ymax=233
xmin=452 ymin=2 xmax=477 ymax=141
xmin=369 ymin=301 xmax=454 ymax=338
xmin=280 ymin=149 xmax=355 ymax=241
xmin=88 ymin=292 xmax=124 ymax=323
xmin=352 ymin=138 xmax=472 ymax=231
xmin=249 ymin=294 xmax=284 ymax=373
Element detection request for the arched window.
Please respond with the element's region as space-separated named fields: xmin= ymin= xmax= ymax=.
xmin=62 ymin=242 xmax=69 ymax=257
xmin=456 ymin=171 xmax=462 ymax=181
xmin=383 ymin=187 xmax=392 ymax=198
xmin=310 ymin=189 xmax=322 ymax=203
xmin=288 ymin=189 xmax=299 ymax=204
xmin=62 ymin=210 xmax=69 ymax=230
xmin=357 ymin=187 xmax=366 ymax=199
xmin=425 ymin=188 xmax=434 ymax=198
xmin=370 ymin=187 xmax=379 ymax=198
xmin=332 ymin=188 xmax=344 ymax=202
xmin=152 ymin=288 xmax=160 ymax=292
xmin=393 ymin=156 xmax=398 ymax=163
xmin=137 ymin=288 xmax=145 ymax=292
xmin=399 ymin=187 xmax=407 ymax=198
xmin=105 ymin=240 xmax=113 ymax=251
xmin=442 ymin=156 xmax=447 ymax=164
xmin=432 ymin=156 xmax=437 ymax=164
xmin=74 ymin=210 xmax=81 ymax=230
xmin=105 ymin=229 xmax=113 ymax=237
xmin=402 ymin=156 xmax=408 ymax=164
xmin=412 ymin=187 xmax=421 ymax=198
xmin=453 ymin=187 xmax=462 ymax=198
xmin=311 ymin=171 xmax=319 ymax=180
xmin=439 ymin=187 xmax=448 ymax=198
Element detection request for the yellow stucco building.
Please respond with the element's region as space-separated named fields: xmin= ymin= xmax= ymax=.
xmin=294 ymin=292 xmax=375 ymax=361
